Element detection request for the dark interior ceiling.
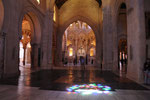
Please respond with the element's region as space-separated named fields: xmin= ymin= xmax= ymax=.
xmin=55 ymin=0 xmax=102 ymax=9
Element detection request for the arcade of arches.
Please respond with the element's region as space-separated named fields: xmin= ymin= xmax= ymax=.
xmin=0 ymin=0 xmax=150 ymax=92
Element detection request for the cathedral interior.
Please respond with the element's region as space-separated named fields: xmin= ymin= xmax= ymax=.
xmin=0 ymin=0 xmax=150 ymax=100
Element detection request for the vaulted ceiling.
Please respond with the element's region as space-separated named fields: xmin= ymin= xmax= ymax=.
xmin=55 ymin=0 xmax=102 ymax=9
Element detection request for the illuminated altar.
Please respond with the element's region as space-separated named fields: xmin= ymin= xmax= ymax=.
xmin=62 ymin=21 xmax=96 ymax=65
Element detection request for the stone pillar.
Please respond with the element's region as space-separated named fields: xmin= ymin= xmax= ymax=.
xmin=96 ymin=38 xmax=102 ymax=68
xmin=26 ymin=47 xmax=31 ymax=64
xmin=127 ymin=0 xmax=146 ymax=83
xmin=3 ymin=30 xmax=20 ymax=78
xmin=55 ymin=33 xmax=63 ymax=67
xmin=112 ymin=13 xmax=118 ymax=72
xmin=102 ymin=7 xmax=113 ymax=70
xmin=31 ymin=43 xmax=39 ymax=68
xmin=41 ymin=11 xmax=53 ymax=69
xmin=47 ymin=12 xmax=54 ymax=68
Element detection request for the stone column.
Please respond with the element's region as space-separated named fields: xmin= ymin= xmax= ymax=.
xmin=47 ymin=12 xmax=54 ymax=68
xmin=26 ymin=47 xmax=31 ymax=64
xmin=127 ymin=0 xmax=146 ymax=83
xmin=112 ymin=13 xmax=118 ymax=72
xmin=102 ymin=7 xmax=113 ymax=70
xmin=55 ymin=32 xmax=63 ymax=67
xmin=96 ymin=40 xmax=102 ymax=68
xmin=41 ymin=11 xmax=53 ymax=69
xmin=31 ymin=43 xmax=39 ymax=68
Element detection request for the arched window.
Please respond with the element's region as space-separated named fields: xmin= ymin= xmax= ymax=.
xmin=53 ymin=5 xmax=56 ymax=22
xmin=120 ymin=3 xmax=126 ymax=9
xmin=69 ymin=48 xmax=73 ymax=57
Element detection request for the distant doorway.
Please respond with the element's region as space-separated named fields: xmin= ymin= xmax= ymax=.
xmin=118 ymin=39 xmax=127 ymax=73
xmin=62 ymin=21 xmax=96 ymax=67
xmin=117 ymin=3 xmax=128 ymax=73
xmin=19 ymin=15 xmax=32 ymax=68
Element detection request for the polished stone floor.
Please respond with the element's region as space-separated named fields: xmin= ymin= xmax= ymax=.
xmin=0 ymin=66 xmax=150 ymax=100
xmin=0 ymin=85 xmax=150 ymax=100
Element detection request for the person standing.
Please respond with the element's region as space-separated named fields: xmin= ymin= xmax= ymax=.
xmin=80 ymin=57 xmax=85 ymax=70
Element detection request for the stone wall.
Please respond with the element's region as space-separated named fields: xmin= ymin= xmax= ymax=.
xmin=0 ymin=0 xmax=52 ymax=78
xmin=109 ymin=0 xmax=146 ymax=83
xmin=126 ymin=0 xmax=146 ymax=83
xmin=144 ymin=0 xmax=150 ymax=59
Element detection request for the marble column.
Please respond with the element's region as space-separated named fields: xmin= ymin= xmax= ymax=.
xmin=127 ymin=0 xmax=146 ymax=83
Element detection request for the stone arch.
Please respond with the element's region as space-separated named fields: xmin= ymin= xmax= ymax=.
xmin=117 ymin=2 xmax=127 ymax=39
xmin=56 ymin=15 xmax=102 ymax=67
xmin=18 ymin=6 xmax=43 ymax=44
xmin=18 ymin=6 xmax=43 ymax=68
xmin=110 ymin=0 xmax=127 ymax=24
xmin=0 ymin=0 xmax=4 ymax=32
xmin=118 ymin=34 xmax=127 ymax=43
xmin=59 ymin=16 xmax=100 ymax=45
xmin=58 ymin=0 xmax=100 ymax=29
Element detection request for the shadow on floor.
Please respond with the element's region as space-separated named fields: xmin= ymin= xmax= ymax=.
xmin=0 ymin=69 xmax=149 ymax=91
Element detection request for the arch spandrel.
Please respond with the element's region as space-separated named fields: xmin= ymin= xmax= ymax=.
xmin=59 ymin=15 xmax=100 ymax=41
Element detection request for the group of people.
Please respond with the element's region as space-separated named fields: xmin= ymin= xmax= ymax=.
xmin=120 ymin=57 xmax=127 ymax=67
xmin=144 ymin=60 xmax=150 ymax=84
xmin=119 ymin=57 xmax=127 ymax=73
xmin=63 ymin=56 xmax=94 ymax=67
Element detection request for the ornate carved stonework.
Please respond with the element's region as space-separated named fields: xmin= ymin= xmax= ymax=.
xmin=62 ymin=21 xmax=96 ymax=64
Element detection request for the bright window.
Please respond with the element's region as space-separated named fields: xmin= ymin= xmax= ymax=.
xmin=36 ymin=0 xmax=40 ymax=4
xmin=53 ymin=6 xmax=56 ymax=22
xmin=69 ymin=48 xmax=73 ymax=56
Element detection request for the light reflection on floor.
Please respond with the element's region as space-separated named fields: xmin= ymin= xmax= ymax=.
xmin=0 ymin=65 xmax=149 ymax=92
xmin=67 ymin=83 xmax=112 ymax=96
xmin=18 ymin=66 xmax=31 ymax=93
